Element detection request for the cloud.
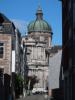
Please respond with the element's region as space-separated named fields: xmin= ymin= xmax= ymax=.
xmin=11 ymin=19 xmax=29 ymax=35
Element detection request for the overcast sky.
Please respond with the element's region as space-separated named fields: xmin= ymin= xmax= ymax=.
xmin=0 ymin=0 xmax=62 ymax=45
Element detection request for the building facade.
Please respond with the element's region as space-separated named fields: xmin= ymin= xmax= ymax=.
xmin=22 ymin=6 xmax=53 ymax=91
xmin=0 ymin=13 xmax=16 ymax=100
xmin=0 ymin=13 xmax=16 ymax=75
xmin=61 ymin=0 xmax=75 ymax=100
xmin=48 ymin=46 xmax=62 ymax=90
xmin=47 ymin=46 xmax=63 ymax=100
xmin=0 ymin=13 xmax=23 ymax=100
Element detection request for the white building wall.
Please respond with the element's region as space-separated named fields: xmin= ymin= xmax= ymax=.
xmin=48 ymin=50 xmax=62 ymax=89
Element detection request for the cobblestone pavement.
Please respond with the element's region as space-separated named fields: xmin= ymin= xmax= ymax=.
xmin=17 ymin=94 xmax=48 ymax=100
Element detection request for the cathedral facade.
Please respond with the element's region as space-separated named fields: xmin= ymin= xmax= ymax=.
xmin=22 ymin=6 xmax=53 ymax=90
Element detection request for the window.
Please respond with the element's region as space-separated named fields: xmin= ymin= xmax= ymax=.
xmin=0 ymin=68 xmax=4 ymax=84
xmin=0 ymin=68 xmax=4 ymax=78
xmin=12 ymin=38 xmax=16 ymax=50
xmin=0 ymin=43 xmax=4 ymax=58
xmin=0 ymin=23 xmax=3 ymax=30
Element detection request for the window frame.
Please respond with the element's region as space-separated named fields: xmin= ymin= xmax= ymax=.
xmin=0 ymin=42 xmax=4 ymax=59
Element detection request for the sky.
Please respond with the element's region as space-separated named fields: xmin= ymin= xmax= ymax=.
xmin=0 ymin=0 xmax=62 ymax=45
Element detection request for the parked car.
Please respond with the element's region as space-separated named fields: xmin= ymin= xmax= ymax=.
xmin=32 ymin=88 xmax=48 ymax=94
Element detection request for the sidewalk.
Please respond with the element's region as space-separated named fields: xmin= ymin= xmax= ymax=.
xmin=16 ymin=95 xmax=26 ymax=100
xmin=16 ymin=97 xmax=25 ymax=100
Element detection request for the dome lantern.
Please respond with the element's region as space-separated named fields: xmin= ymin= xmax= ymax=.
xmin=36 ymin=5 xmax=43 ymax=20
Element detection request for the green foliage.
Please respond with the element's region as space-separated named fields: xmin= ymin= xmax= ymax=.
xmin=15 ymin=74 xmax=23 ymax=98
xmin=15 ymin=74 xmax=23 ymax=84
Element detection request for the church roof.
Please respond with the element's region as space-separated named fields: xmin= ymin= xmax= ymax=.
xmin=0 ymin=13 xmax=11 ymax=23
xmin=28 ymin=6 xmax=52 ymax=33
xmin=0 ymin=13 xmax=16 ymax=35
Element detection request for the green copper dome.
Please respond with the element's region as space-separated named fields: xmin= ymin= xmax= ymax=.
xmin=28 ymin=6 xmax=52 ymax=33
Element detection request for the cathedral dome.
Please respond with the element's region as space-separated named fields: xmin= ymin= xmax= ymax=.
xmin=28 ymin=20 xmax=52 ymax=33
xmin=28 ymin=6 xmax=52 ymax=33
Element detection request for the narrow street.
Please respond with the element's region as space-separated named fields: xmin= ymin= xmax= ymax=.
xmin=1 ymin=0 xmax=74 ymax=100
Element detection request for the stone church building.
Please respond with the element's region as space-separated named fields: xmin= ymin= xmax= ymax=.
xmin=22 ymin=6 xmax=53 ymax=90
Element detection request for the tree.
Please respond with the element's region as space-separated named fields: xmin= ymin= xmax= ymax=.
xmin=15 ymin=74 xmax=23 ymax=98
xmin=30 ymin=75 xmax=39 ymax=90
xmin=24 ymin=75 xmax=39 ymax=90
